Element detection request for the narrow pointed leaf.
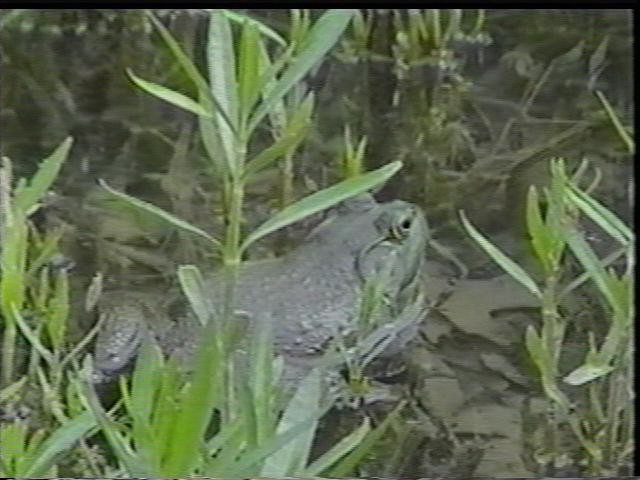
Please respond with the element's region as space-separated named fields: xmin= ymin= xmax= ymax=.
xmin=208 ymin=11 xmax=238 ymax=171
xmin=248 ymin=9 xmax=355 ymax=134
xmin=244 ymin=93 xmax=314 ymax=179
xmin=178 ymin=265 xmax=210 ymax=326
xmin=565 ymin=182 xmax=633 ymax=245
xmin=261 ymin=369 xmax=321 ymax=476
xmin=14 ymin=137 xmax=72 ymax=214
xmin=221 ymin=9 xmax=287 ymax=46
xmin=127 ymin=69 xmax=213 ymax=118
xmin=304 ymin=418 xmax=370 ymax=476
xmin=241 ymin=161 xmax=402 ymax=253
xmin=24 ymin=412 xmax=96 ymax=477
xmin=99 ymin=179 xmax=221 ymax=250
xmin=460 ymin=210 xmax=542 ymax=298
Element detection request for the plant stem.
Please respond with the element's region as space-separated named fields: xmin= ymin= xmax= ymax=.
xmin=1 ymin=322 xmax=16 ymax=386
xmin=224 ymin=178 xmax=245 ymax=266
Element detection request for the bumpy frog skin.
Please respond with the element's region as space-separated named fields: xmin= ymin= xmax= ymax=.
xmin=92 ymin=193 xmax=429 ymax=386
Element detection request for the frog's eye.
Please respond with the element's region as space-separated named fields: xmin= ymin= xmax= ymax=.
xmin=391 ymin=213 xmax=414 ymax=240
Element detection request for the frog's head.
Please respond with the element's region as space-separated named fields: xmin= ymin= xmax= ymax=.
xmin=308 ymin=193 xmax=429 ymax=304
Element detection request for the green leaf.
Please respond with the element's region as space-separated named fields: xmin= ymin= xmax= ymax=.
xmin=127 ymin=69 xmax=213 ymax=118
xmin=244 ymin=92 xmax=314 ymax=179
xmin=564 ymin=362 xmax=615 ymax=385
xmin=561 ymin=222 xmax=619 ymax=314
xmin=178 ymin=265 xmax=210 ymax=326
xmin=163 ymin=309 xmax=223 ymax=475
xmin=327 ymin=401 xmax=405 ymax=477
xmin=147 ymin=12 xmax=210 ymax=94
xmin=459 ymin=210 xmax=542 ymax=298
xmin=304 ymin=417 xmax=370 ymax=476
xmin=208 ymin=10 xmax=238 ymax=172
xmin=248 ymin=9 xmax=355 ymax=134
xmin=130 ymin=339 xmax=163 ymax=429
xmin=565 ymin=182 xmax=633 ymax=245
xmin=147 ymin=12 xmax=237 ymax=139
xmin=198 ymin=115 xmax=225 ymax=174
xmin=14 ymin=137 xmax=72 ymax=215
xmin=237 ymin=19 xmax=263 ymax=128
xmin=80 ymin=377 xmax=150 ymax=476
xmin=247 ymin=320 xmax=275 ymax=447
xmin=24 ymin=412 xmax=96 ymax=477
xmin=99 ymin=179 xmax=221 ymax=250
xmin=45 ymin=269 xmax=69 ymax=350
xmin=526 ymin=186 xmax=552 ymax=272
xmin=12 ymin=303 xmax=54 ymax=364
xmin=241 ymin=160 xmax=402 ymax=253
xmin=594 ymin=90 xmax=634 ymax=153
xmin=221 ymin=10 xmax=287 ymax=46
xmin=0 ymin=376 xmax=27 ymax=403
xmin=260 ymin=369 xmax=321 ymax=476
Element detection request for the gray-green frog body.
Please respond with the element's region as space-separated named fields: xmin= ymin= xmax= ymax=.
xmin=92 ymin=194 xmax=429 ymax=387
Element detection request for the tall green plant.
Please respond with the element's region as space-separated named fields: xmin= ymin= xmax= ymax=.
xmin=460 ymin=158 xmax=633 ymax=474
xmin=90 ymin=9 xmax=405 ymax=477
xmin=0 ymin=138 xmax=72 ymax=387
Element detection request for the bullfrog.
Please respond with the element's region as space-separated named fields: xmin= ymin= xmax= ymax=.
xmin=92 ymin=193 xmax=430 ymax=389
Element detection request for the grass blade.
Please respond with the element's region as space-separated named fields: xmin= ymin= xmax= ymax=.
xmin=221 ymin=10 xmax=286 ymax=47
xmin=327 ymin=401 xmax=405 ymax=477
xmin=304 ymin=417 xmax=370 ymax=476
xmin=178 ymin=265 xmax=211 ymax=326
xmin=565 ymin=182 xmax=633 ymax=245
xmin=99 ymin=179 xmax=221 ymax=250
xmin=127 ymin=69 xmax=213 ymax=118
xmin=460 ymin=210 xmax=542 ymax=298
xmin=13 ymin=137 xmax=72 ymax=215
xmin=241 ymin=160 xmax=402 ymax=253
xmin=24 ymin=412 xmax=96 ymax=477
